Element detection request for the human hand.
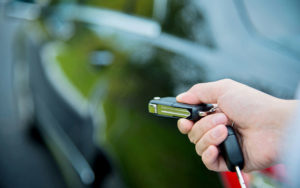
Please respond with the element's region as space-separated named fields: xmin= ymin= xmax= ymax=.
xmin=176 ymin=79 xmax=298 ymax=172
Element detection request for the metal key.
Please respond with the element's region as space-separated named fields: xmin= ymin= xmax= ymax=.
xmin=148 ymin=97 xmax=246 ymax=188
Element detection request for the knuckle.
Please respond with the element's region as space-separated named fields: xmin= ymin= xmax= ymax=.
xmin=219 ymin=78 xmax=233 ymax=85
xmin=197 ymin=124 xmax=205 ymax=138
xmin=201 ymin=134 xmax=210 ymax=147
xmin=198 ymin=117 xmax=208 ymax=129
xmin=188 ymin=133 xmax=195 ymax=144
xmin=209 ymin=132 xmax=215 ymax=141
xmin=190 ymin=83 xmax=202 ymax=91
xmin=196 ymin=139 xmax=206 ymax=156
xmin=207 ymin=114 xmax=218 ymax=127
xmin=217 ymin=79 xmax=235 ymax=95
xmin=195 ymin=144 xmax=202 ymax=156
xmin=195 ymin=116 xmax=213 ymax=135
xmin=188 ymin=119 xmax=212 ymax=145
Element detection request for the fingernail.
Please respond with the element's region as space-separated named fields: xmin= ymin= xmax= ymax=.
xmin=176 ymin=92 xmax=186 ymax=100
xmin=212 ymin=126 xmax=223 ymax=138
xmin=212 ymin=113 xmax=226 ymax=125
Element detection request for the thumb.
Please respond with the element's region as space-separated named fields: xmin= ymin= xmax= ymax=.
xmin=176 ymin=79 xmax=234 ymax=104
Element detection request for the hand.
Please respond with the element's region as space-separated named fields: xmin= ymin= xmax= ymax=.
xmin=176 ymin=79 xmax=298 ymax=172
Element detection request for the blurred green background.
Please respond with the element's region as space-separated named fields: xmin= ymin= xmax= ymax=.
xmin=52 ymin=0 xmax=222 ymax=187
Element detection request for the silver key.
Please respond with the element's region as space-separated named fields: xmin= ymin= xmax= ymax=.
xmin=235 ymin=166 xmax=247 ymax=188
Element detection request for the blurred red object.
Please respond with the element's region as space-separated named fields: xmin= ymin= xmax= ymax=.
xmin=220 ymin=164 xmax=286 ymax=188
xmin=220 ymin=171 xmax=246 ymax=188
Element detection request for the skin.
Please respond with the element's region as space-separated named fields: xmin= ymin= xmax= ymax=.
xmin=176 ymin=79 xmax=298 ymax=172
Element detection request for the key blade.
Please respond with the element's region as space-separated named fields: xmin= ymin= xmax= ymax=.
xmin=235 ymin=166 xmax=247 ymax=188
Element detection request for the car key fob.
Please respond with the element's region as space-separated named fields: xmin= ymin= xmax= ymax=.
xmin=148 ymin=97 xmax=215 ymax=121
xmin=148 ymin=97 xmax=246 ymax=187
xmin=148 ymin=97 xmax=244 ymax=171
xmin=220 ymin=126 xmax=244 ymax=172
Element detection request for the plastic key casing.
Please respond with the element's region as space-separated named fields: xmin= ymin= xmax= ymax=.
xmin=220 ymin=126 xmax=244 ymax=172
xmin=148 ymin=97 xmax=214 ymax=121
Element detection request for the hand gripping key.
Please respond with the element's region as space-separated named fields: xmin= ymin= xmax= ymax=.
xmin=148 ymin=97 xmax=246 ymax=188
